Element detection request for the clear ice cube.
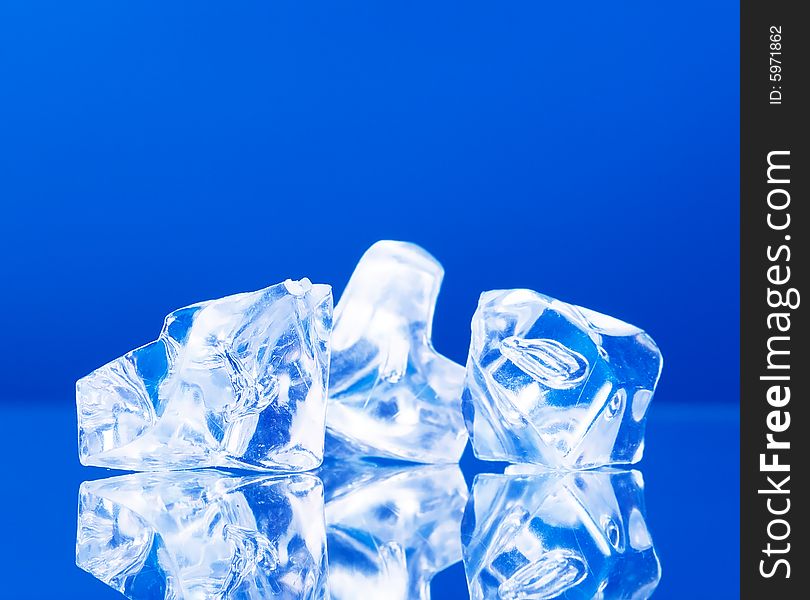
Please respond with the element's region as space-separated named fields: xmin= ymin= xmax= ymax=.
xmin=462 ymin=289 xmax=662 ymax=468
xmin=326 ymin=241 xmax=467 ymax=463
xmin=77 ymin=279 xmax=332 ymax=471
xmin=461 ymin=469 xmax=660 ymax=600
xmin=76 ymin=470 xmax=328 ymax=599
xmin=321 ymin=460 xmax=467 ymax=600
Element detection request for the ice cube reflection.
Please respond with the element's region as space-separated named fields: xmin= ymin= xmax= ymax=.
xmin=76 ymin=470 xmax=328 ymax=599
xmin=321 ymin=460 xmax=468 ymax=600
xmin=461 ymin=468 xmax=660 ymax=599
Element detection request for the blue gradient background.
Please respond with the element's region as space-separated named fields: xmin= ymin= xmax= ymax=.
xmin=0 ymin=1 xmax=739 ymax=598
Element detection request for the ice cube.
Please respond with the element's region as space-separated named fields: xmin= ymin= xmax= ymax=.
xmin=326 ymin=241 xmax=467 ymax=463
xmin=463 ymin=289 xmax=662 ymax=468
xmin=77 ymin=279 xmax=332 ymax=471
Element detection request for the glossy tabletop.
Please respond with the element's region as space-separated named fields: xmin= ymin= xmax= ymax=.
xmin=2 ymin=396 xmax=738 ymax=599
